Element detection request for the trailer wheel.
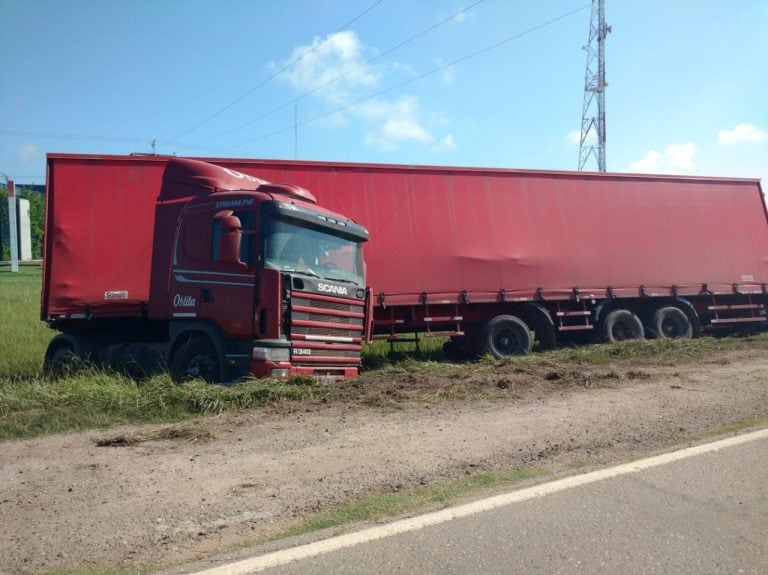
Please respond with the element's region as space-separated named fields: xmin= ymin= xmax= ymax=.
xmin=48 ymin=345 xmax=81 ymax=379
xmin=480 ymin=315 xmax=533 ymax=358
xmin=601 ymin=309 xmax=645 ymax=342
xmin=651 ymin=306 xmax=693 ymax=339
xmin=170 ymin=336 xmax=220 ymax=382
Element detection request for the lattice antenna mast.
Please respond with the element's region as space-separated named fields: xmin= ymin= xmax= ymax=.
xmin=578 ymin=0 xmax=611 ymax=171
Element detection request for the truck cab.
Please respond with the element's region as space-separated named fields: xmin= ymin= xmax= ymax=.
xmin=149 ymin=158 xmax=370 ymax=382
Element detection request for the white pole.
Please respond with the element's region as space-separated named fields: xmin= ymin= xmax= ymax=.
xmin=8 ymin=180 xmax=18 ymax=273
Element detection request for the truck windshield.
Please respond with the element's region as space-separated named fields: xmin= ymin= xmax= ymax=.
xmin=264 ymin=216 xmax=365 ymax=286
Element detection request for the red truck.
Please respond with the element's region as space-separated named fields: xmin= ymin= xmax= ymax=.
xmin=42 ymin=154 xmax=371 ymax=382
xmin=43 ymin=154 xmax=768 ymax=380
xmin=202 ymin=157 xmax=768 ymax=357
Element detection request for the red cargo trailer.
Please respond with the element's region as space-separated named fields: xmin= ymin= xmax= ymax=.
xmin=42 ymin=154 xmax=370 ymax=381
xmin=206 ymin=158 xmax=768 ymax=357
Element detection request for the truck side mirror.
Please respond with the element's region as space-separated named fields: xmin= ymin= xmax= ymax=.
xmin=218 ymin=214 xmax=241 ymax=232
xmin=214 ymin=212 xmax=243 ymax=265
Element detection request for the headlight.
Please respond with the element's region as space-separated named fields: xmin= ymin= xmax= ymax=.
xmin=252 ymin=347 xmax=291 ymax=361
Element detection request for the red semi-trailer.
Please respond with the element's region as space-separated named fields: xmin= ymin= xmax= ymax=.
xmin=42 ymin=154 xmax=370 ymax=381
xmin=206 ymin=158 xmax=768 ymax=357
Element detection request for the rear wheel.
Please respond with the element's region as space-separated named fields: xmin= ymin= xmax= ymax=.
xmin=170 ymin=336 xmax=221 ymax=382
xmin=479 ymin=315 xmax=533 ymax=358
xmin=601 ymin=309 xmax=645 ymax=343
xmin=651 ymin=306 xmax=692 ymax=339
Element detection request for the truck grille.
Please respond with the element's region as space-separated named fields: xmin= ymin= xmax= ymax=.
xmin=288 ymin=292 xmax=365 ymax=365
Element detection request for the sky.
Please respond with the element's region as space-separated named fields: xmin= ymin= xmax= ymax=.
xmin=1 ymin=0 xmax=766 ymax=187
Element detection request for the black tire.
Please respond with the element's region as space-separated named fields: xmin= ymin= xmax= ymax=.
xmin=48 ymin=345 xmax=81 ymax=379
xmin=601 ymin=309 xmax=645 ymax=343
xmin=170 ymin=336 xmax=221 ymax=382
xmin=651 ymin=306 xmax=693 ymax=339
xmin=479 ymin=315 xmax=533 ymax=358
xmin=532 ymin=316 xmax=557 ymax=351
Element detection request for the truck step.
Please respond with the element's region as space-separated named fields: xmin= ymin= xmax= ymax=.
xmin=372 ymin=335 xmax=421 ymax=343
xmin=375 ymin=319 xmax=405 ymax=326
xmin=556 ymin=311 xmax=592 ymax=317
xmin=708 ymin=304 xmax=765 ymax=311
xmin=423 ymin=331 xmax=464 ymax=338
xmin=710 ymin=317 xmax=767 ymax=325
xmin=557 ymin=325 xmax=595 ymax=332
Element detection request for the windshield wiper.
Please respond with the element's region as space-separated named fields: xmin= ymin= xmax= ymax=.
xmin=280 ymin=267 xmax=321 ymax=279
xmin=299 ymin=268 xmax=321 ymax=279
xmin=325 ymin=276 xmax=359 ymax=286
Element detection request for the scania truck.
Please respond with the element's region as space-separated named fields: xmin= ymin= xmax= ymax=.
xmin=42 ymin=154 xmax=370 ymax=382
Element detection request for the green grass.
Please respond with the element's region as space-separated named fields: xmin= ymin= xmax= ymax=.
xmin=278 ymin=467 xmax=545 ymax=539
xmin=489 ymin=333 xmax=768 ymax=368
xmin=682 ymin=415 xmax=768 ymax=444
xmin=0 ymin=264 xmax=53 ymax=381
xmin=0 ymin=371 xmax=331 ymax=440
xmin=361 ymin=334 xmax=447 ymax=369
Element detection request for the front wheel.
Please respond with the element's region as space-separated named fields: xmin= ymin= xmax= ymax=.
xmin=170 ymin=336 xmax=221 ymax=382
xmin=479 ymin=315 xmax=533 ymax=358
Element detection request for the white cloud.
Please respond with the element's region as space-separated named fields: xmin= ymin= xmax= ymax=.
xmin=718 ymin=123 xmax=767 ymax=145
xmin=447 ymin=7 xmax=475 ymax=24
xmin=566 ymin=128 xmax=600 ymax=146
xmin=630 ymin=150 xmax=662 ymax=173
xmin=362 ymin=96 xmax=433 ymax=150
xmin=16 ymin=143 xmax=42 ymax=164
xmin=435 ymin=134 xmax=456 ymax=151
xmin=280 ymin=32 xmax=454 ymax=152
xmin=565 ymin=129 xmax=582 ymax=146
xmin=666 ymin=143 xmax=697 ymax=169
xmin=629 ymin=143 xmax=697 ymax=174
xmin=280 ymin=31 xmax=379 ymax=105
xmin=379 ymin=118 xmax=431 ymax=143
xmin=454 ymin=11 xmax=470 ymax=23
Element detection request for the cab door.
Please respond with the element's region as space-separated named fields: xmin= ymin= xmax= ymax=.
xmin=196 ymin=209 xmax=258 ymax=339
xmin=169 ymin=207 xmax=209 ymax=320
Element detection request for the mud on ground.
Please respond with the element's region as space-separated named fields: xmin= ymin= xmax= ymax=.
xmin=1 ymin=349 xmax=767 ymax=574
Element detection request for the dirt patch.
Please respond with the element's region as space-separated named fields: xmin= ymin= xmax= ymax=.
xmin=1 ymin=350 xmax=768 ymax=574
xmin=95 ymin=427 xmax=215 ymax=448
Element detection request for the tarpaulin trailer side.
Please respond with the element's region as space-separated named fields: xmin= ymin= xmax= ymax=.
xmin=211 ymin=158 xmax=768 ymax=352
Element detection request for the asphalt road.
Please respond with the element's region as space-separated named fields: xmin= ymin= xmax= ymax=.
xmin=177 ymin=429 xmax=768 ymax=575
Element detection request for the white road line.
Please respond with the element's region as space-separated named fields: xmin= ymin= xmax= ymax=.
xmin=183 ymin=427 xmax=768 ymax=575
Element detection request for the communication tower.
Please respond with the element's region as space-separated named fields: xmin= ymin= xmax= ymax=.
xmin=578 ymin=0 xmax=611 ymax=172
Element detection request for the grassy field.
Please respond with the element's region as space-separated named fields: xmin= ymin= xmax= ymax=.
xmin=0 ymin=265 xmax=53 ymax=382
xmin=2 ymin=264 xmax=768 ymax=441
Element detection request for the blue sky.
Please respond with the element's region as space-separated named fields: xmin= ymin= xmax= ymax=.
xmin=1 ymin=0 xmax=766 ymax=187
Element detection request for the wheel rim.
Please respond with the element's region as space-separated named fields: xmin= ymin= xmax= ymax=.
xmin=612 ymin=321 xmax=633 ymax=341
xmin=661 ymin=316 xmax=682 ymax=338
xmin=493 ymin=329 xmax=520 ymax=355
xmin=659 ymin=310 xmax=689 ymax=339
xmin=185 ymin=353 xmax=217 ymax=380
